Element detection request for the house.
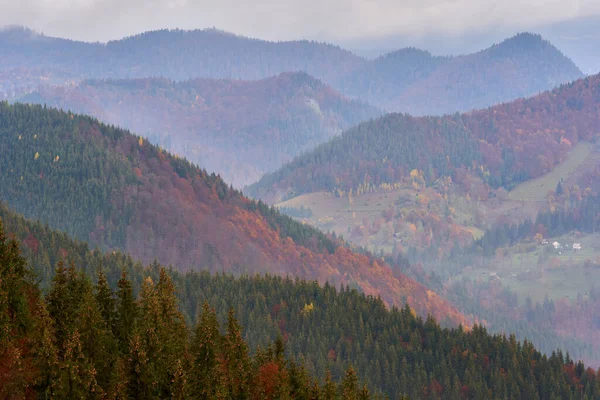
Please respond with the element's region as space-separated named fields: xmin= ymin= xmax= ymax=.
xmin=552 ymin=241 xmax=561 ymax=249
xmin=541 ymin=239 xmax=549 ymax=245
xmin=573 ymin=243 xmax=582 ymax=251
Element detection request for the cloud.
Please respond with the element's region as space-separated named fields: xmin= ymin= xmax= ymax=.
xmin=1 ymin=0 xmax=600 ymax=42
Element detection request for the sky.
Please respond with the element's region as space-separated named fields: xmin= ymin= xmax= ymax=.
xmin=1 ymin=0 xmax=600 ymax=44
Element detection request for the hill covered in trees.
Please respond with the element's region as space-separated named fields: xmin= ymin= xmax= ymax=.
xmin=248 ymin=72 xmax=600 ymax=203
xmin=3 ymin=207 xmax=600 ymax=399
xmin=337 ymin=33 xmax=583 ymax=115
xmin=1 ymin=27 xmax=582 ymax=115
xmin=0 ymin=101 xmax=468 ymax=325
xmin=0 ymin=26 xmax=362 ymax=87
xmin=0 ymin=216 xmax=374 ymax=399
xmin=21 ymin=73 xmax=381 ymax=187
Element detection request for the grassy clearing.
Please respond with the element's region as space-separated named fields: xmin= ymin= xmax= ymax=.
xmin=459 ymin=232 xmax=600 ymax=303
xmin=509 ymin=142 xmax=593 ymax=202
xmin=276 ymin=187 xmax=486 ymax=252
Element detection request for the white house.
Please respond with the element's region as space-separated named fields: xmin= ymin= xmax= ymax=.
xmin=552 ymin=241 xmax=561 ymax=249
xmin=573 ymin=243 xmax=582 ymax=251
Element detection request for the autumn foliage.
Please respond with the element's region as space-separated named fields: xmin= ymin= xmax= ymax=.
xmin=250 ymin=73 xmax=600 ymax=201
xmin=0 ymin=102 xmax=467 ymax=326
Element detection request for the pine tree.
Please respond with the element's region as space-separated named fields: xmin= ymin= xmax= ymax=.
xmin=46 ymin=262 xmax=87 ymax=352
xmin=130 ymin=270 xmax=188 ymax=398
xmin=95 ymin=271 xmax=115 ymax=332
xmin=55 ymin=329 xmax=101 ymax=399
xmin=78 ymin=288 xmax=118 ymax=392
xmin=190 ymin=301 xmax=223 ymax=399
xmin=221 ymin=308 xmax=252 ymax=399
xmin=115 ymin=270 xmax=137 ymax=354
xmin=0 ymin=218 xmax=36 ymax=397
xmin=155 ymin=268 xmax=188 ymax=397
xmin=31 ymin=301 xmax=60 ymax=397
xmin=322 ymin=370 xmax=337 ymax=400
xmin=124 ymin=332 xmax=153 ymax=399
xmin=341 ymin=365 xmax=360 ymax=400
xmin=358 ymin=384 xmax=370 ymax=400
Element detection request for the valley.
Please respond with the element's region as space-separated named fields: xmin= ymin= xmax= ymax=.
xmin=2 ymin=10 xmax=600 ymax=398
xmin=276 ymin=141 xmax=597 ymax=256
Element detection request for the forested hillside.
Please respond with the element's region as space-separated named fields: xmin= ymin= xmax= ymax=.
xmin=2 ymin=208 xmax=600 ymax=399
xmin=0 ymin=101 xmax=467 ymax=325
xmin=248 ymin=73 xmax=600 ymax=203
xmin=0 ymin=217 xmax=373 ymax=399
xmin=0 ymin=26 xmax=362 ymax=84
xmin=1 ymin=27 xmax=582 ymax=115
xmin=21 ymin=73 xmax=381 ymax=187
xmin=345 ymin=33 xmax=583 ymax=115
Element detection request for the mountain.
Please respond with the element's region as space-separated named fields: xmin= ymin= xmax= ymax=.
xmin=0 ymin=101 xmax=467 ymax=326
xmin=338 ymin=33 xmax=584 ymax=115
xmin=1 ymin=27 xmax=583 ymax=115
xmin=0 ymin=26 xmax=363 ymax=83
xmin=2 ymin=204 xmax=600 ymax=399
xmin=248 ymin=72 xmax=600 ymax=203
xmin=246 ymin=73 xmax=600 ymax=367
xmin=20 ymin=73 xmax=381 ymax=187
xmin=334 ymin=47 xmax=448 ymax=109
xmin=341 ymin=16 xmax=600 ymax=75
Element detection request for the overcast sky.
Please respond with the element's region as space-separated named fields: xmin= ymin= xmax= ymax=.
xmin=1 ymin=0 xmax=600 ymax=43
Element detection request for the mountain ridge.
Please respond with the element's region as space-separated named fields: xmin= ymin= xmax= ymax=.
xmin=20 ymin=71 xmax=381 ymax=187
xmin=247 ymin=72 xmax=600 ymax=202
xmin=2 ymin=27 xmax=583 ymax=115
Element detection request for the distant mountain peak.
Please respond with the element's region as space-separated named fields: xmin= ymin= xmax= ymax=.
xmin=379 ymin=47 xmax=435 ymax=60
xmin=111 ymin=26 xmax=256 ymax=44
xmin=492 ymin=32 xmax=555 ymax=53
xmin=278 ymin=70 xmax=326 ymax=88
xmin=481 ymin=31 xmax=582 ymax=76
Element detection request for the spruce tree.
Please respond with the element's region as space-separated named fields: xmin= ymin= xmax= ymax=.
xmin=0 ymin=218 xmax=36 ymax=397
xmin=341 ymin=365 xmax=360 ymax=400
xmin=95 ymin=271 xmax=116 ymax=332
xmin=322 ymin=370 xmax=337 ymax=400
xmin=31 ymin=301 xmax=60 ymax=397
xmin=190 ymin=301 xmax=223 ymax=399
xmin=78 ymin=288 xmax=118 ymax=392
xmin=115 ymin=270 xmax=137 ymax=354
xmin=55 ymin=329 xmax=101 ymax=399
xmin=222 ymin=307 xmax=252 ymax=399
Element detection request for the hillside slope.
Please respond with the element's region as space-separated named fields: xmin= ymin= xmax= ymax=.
xmin=248 ymin=73 xmax=600 ymax=203
xmin=0 ymin=213 xmax=374 ymax=399
xmin=0 ymin=205 xmax=599 ymax=399
xmin=2 ymin=28 xmax=582 ymax=115
xmin=385 ymin=33 xmax=583 ymax=115
xmin=21 ymin=73 xmax=381 ymax=187
xmin=2 ymin=204 xmax=600 ymax=399
xmin=0 ymin=101 xmax=465 ymax=325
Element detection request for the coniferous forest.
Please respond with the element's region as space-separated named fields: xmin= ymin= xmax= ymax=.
xmin=2 ymin=204 xmax=600 ymax=399
xmin=0 ymin=215 xmax=374 ymax=399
